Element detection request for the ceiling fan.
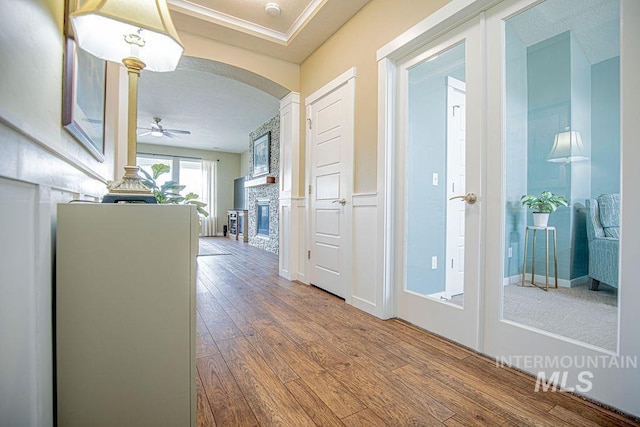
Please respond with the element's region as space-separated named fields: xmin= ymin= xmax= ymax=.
xmin=137 ymin=118 xmax=191 ymax=139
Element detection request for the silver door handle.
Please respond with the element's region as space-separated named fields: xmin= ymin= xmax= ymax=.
xmin=449 ymin=192 xmax=477 ymax=204
xmin=332 ymin=198 xmax=347 ymax=206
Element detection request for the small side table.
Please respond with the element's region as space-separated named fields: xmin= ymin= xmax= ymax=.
xmin=521 ymin=226 xmax=558 ymax=291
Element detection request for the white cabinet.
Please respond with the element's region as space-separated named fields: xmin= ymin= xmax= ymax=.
xmin=56 ymin=204 xmax=197 ymax=427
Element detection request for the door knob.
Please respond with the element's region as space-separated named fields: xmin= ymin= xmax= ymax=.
xmin=449 ymin=192 xmax=477 ymax=204
xmin=332 ymin=198 xmax=347 ymax=206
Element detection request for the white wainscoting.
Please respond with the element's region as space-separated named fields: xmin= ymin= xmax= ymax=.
xmin=0 ymin=120 xmax=105 ymax=427
xmin=296 ymin=199 xmax=307 ymax=283
xmin=279 ymin=197 xmax=307 ymax=282
xmin=351 ymin=193 xmax=386 ymax=317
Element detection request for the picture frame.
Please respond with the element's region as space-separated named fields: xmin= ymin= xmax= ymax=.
xmin=253 ymin=131 xmax=270 ymax=177
xmin=62 ymin=0 xmax=106 ymax=162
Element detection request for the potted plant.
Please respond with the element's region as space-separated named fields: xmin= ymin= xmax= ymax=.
xmin=520 ymin=191 xmax=568 ymax=227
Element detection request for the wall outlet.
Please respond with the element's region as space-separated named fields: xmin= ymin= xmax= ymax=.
xmin=432 ymin=173 xmax=438 ymax=186
xmin=432 ymin=256 xmax=437 ymax=269
xmin=508 ymin=247 xmax=513 ymax=258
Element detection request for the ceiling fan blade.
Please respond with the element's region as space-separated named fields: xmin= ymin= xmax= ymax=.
xmin=163 ymin=129 xmax=191 ymax=135
xmin=164 ymin=131 xmax=178 ymax=139
xmin=137 ymin=131 xmax=152 ymax=137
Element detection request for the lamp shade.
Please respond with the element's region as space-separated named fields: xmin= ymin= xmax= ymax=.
xmin=547 ymin=130 xmax=588 ymax=163
xmin=71 ymin=0 xmax=183 ymax=72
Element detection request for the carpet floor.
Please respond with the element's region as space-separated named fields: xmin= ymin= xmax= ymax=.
xmin=503 ymin=283 xmax=618 ymax=351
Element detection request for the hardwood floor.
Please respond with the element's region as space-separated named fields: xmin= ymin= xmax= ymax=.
xmin=195 ymin=238 xmax=638 ymax=426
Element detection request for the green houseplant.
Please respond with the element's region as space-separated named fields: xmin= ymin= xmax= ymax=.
xmin=520 ymin=191 xmax=567 ymax=227
xmin=139 ymin=163 xmax=209 ymax=217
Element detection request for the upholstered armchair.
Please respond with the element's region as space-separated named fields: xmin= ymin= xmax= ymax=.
xmin=585 ymin=194 xmax=619 ymax=290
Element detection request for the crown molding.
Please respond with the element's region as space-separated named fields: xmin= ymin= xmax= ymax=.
xmin=168 ymin=0 xmax=324 ymax=45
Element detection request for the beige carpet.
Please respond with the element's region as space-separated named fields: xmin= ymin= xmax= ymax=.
xmin=503 ymin=283 xmax=618 ymax=351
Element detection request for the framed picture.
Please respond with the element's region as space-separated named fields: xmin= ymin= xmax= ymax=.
xmin=62 ymin=0 xmax=106 ymax=162
xmin=253 ymin=132 xmax=270 ymax=177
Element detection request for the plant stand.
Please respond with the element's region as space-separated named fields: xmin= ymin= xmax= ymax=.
xmin=521 ymin=225 xmax=558 ymax=291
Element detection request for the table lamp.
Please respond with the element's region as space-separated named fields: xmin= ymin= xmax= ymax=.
xmin=70 ymin=0 xmax=184 ymax=202
xmin=547 ymin=129 xmax=588 ymax=163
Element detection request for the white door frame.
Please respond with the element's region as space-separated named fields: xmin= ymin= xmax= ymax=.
xmin=377 ymin=0 xmax=640 ymax=418
xmin=305 ymin=67 xmax=356 ymax=303
xmin=377 ymin=0 xmax=499 ymax=320
xmin=445 ymin=76 xmax=467 ymax=299
xmin=391 ymin=18 xmax=484 ymax=350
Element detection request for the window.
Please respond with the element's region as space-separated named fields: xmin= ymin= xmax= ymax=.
xmin=137 ymin=155 xmax=173 ymax=188
xmin=137 ymin=154 xmax=204 ymax=200
xmin=179 ymin=159 xmax=204 ymax=197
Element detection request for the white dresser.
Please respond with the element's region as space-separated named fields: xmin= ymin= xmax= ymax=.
xmin=56 ymin=204 xmax=197 ymax=427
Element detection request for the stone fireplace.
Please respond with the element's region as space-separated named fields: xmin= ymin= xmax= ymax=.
xmin=247 ymin=115 xmax=279 ymax=254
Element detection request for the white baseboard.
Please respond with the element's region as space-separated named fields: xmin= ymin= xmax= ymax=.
xmin=505 ymin=273 xmax=590 ymax=288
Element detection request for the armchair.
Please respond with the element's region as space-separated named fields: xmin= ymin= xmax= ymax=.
xmin=585 ymin=194 xmax=619 ymax=290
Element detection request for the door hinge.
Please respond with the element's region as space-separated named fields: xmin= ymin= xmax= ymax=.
xmin=307 ymin=118 xmax=312 ymax=129
xmin=308 ymin=185 xmax=312 ymax=195
xmin=308 ymin=250 xmax=311 ymax=260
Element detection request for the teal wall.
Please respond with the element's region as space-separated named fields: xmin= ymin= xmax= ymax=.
xmin=591 ymin=57 xmax=621 ymax=197
xmin=505 ymin=30 xmax=619 ymax=283
xmin=406 ymin=43 xmax=464 ymax=296
xmin=525 ymin=32 xmax=573 ymax=280
xmin=504 ymin=23 xmax=528 ymax=278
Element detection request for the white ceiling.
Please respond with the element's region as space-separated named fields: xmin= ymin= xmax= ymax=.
xmin=506 ymin=0 xmax=619 ymax=64
xmin=137 ymin=0 xmax=371 ymax=154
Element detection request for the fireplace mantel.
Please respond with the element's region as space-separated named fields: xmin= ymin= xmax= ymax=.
xmin=245 ymin=176 xmax=276 ymax=188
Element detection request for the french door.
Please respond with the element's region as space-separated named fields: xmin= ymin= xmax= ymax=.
xmin=394 ymin=17 xmax=484 ymax=350
xmin=482 ymin=0 xmax=638 ymax=415
xmin=388 ymin=0 xmax=640 ymax=416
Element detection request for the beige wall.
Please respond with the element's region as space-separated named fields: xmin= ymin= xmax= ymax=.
xmin=240 ymin=149 xmax=249 ymax=177
xmin=0 ymin=1 xmax=122 ymax=425
xmin=137 ymin=144 xmax=241 ymax=233
xmin=181 ymin=32 xmax=300 ymax=94
xmin=0 ymin=0 xmax=121 ymax=188
xmin=300 ymin=0 xmax=450 ymax=194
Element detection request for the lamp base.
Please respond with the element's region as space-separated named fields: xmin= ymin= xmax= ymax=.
xmin=102 ymin=165 xmax=158 ymax=204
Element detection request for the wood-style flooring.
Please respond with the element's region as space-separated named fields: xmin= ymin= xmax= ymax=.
xmin=195 ymin=237 xmax=638 ymax=426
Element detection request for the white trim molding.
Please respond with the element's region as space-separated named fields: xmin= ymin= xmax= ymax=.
xmin=351 ymin=193 xmax=387 ymax=317
xmin=278 ymin=92 xmax=302 ymax=281
xmin=168 ymin=0 xmax=324 ymax=45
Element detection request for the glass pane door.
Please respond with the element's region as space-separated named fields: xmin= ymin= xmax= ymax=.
xmin=501 ymin=0 xmax=620 ymax=352
xmin=483 ymin=0 xmax=639 ymax=415
xmin=395 ymin=17 xmax=483 ymax=350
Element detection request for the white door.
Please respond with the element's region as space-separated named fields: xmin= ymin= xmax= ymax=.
xmin=445 ymin=77 xmax=466 ymax=299
xmin=394 ymin=19 xmax=483 ymax=350
xmin=306 ymin=70 xmax=355 ymax=300
xmin=482 ymin=0 xmax=639 ymax=416
xmin=385 ymin=0 xmax=639 ymax=416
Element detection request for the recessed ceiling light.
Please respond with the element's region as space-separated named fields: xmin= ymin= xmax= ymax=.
xmin=265 ymin=2 xmax=280 ymax=16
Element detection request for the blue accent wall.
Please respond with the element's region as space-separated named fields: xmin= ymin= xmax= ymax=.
xmin=526 ymin=32 xmax=573 ymax=280
xmin=504 ymin=31 xmax=619 ymax=283
xmin=406 ymin=43 xmax=465 ymax=295
xmin=591 ymin=57 xmax=620 ymax=197
xmin=504 ymin=23 xmax=528 ymax=278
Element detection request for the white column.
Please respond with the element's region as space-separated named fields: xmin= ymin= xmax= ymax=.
xmin=278 ymin=92 xmax=303 ymax=280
